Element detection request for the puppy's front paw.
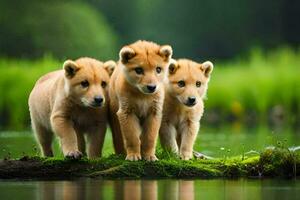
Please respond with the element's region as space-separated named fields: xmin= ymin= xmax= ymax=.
xmin=126 ymin=153 xmax=141 ymax=161
xmin=65 ymin=150 xmax=83 ymax=159
xmin=143 ymin=154 xmax=158 ymax=162
xmin=180 ymin=152 xmax=193 ymax=160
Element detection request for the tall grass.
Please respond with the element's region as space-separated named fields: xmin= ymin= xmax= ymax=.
xmin=206 ymin=47 xmax=300 ymax=123
xmin=0 ymin=56 xmax=60 ymax=129
xmin=0 ymin=47 xmax=299 ymax=129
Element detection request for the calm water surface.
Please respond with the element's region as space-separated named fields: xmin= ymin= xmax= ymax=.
xmin=0 ymin=126 xmax=299 ymax=199
xmin=0 ymin=125 xmax=299 ymax=158
xmin=0 ymin=179 xmax=299 ymax=200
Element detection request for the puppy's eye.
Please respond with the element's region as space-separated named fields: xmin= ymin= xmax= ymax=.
xmin=156 ymin=66 xmax=162 ymax=74
xmin=101 ymin=81 xmax=107 ymax=88
xmin=196 ymin=81 xmax=202 ymax=87
xmin=134 ymin=67 xmax=144 ymax=75
xmin=81 ymin=80 xmax=89 ymax=88
xmin=177 ymin=80 xmax=185 ymax=88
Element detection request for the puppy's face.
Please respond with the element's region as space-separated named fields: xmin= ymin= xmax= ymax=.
xmin=119 ymin=40 xmax=173 ymax=94
xmin=167 ymin=59 xmax=213 ymax=107
xmin=63 ymin=58 xmax=116 ymax=108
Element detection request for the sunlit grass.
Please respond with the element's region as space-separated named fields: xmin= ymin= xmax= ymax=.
xmin=206 ymin=47 xmax=300 ymax=123
xmin=0 ymin=56 xmax=60 ymax=129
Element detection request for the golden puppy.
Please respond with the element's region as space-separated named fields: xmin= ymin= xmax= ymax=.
xmin=109 ymin=40 xmax=173 ymax=161
xmin=29 ymin=57 xmax=115 ymax=159
xmin=159 ymin=59 xmax=213 ymax=160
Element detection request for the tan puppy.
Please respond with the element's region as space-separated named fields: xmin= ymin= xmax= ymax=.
xmin=29 ymin=57 xmax=116 ymax=159
xmin=109 ymin=40 xmax=173 ymax=161
xmin=159 ymin=59 xmax=213 ymax=160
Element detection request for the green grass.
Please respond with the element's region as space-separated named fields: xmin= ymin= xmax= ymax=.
xmin=0 ymin=56 xmax=60 ymax=129
xmin=0 ymin=47 xmax=300 ymax=129
xmin=206 ymin=47 xmax=300 ymax=123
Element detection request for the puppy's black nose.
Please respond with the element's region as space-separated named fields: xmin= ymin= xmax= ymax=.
xmin=147 ymin=85 xmax=156 ymax=93
xmin=94 ymin=96 xmax=103 ymax=105
xmin=187 ymin=96 xmax=196 ymax=105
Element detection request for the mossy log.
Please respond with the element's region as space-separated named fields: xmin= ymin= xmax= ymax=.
xmin=0 ymin=148 xmax=299 ymax=179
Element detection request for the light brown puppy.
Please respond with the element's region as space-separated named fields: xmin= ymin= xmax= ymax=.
xmin=159 ymin=59 xmax=213 ymax=160
xmin=109 ymin=40 xmax=173 ymax=161
xmin=29 ymin=57 xmax=116 ymax=159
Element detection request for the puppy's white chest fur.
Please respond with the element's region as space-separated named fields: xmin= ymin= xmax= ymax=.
xmin=136 ymin=100 xmax=151 ymax=118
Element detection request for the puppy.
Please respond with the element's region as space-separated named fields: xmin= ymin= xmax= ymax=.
xmin=159 ymin=59 xmax=213 ymax=160
xmin=109 ymin=40 xmax=173 ymax=161
xmin=29 ymin=57 xmax=115 ymax=159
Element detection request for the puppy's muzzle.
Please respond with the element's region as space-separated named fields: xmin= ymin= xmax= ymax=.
xmin=146 ymin=84 xmax=156 ymax=93
xmin=93 ymin=96 xmax=104 ymax=107
xmin=185 ymin=96 xmax=197 ymax=107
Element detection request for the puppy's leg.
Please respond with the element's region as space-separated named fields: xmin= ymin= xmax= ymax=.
xmin=108 ymin=110 xmax=125 ymax=154
xmin=51 ymin=115 xmax=82 ymax=159
xmin=179 ymin=122 xmax=199 ymax=160
xmin=117 ymin=110 xmax=142 ymax=161
xmin=86 ymin=124 xmax=106 ymax=159
xmin=32 ymin=120 xmax=53 ymax=157
xmin=141 ymin=114 xmax=161 ymax=161
xmin=75 ymin=130 xmax=86 ymax=156
xmin=159 ymin=122 xmax=178 ymax=154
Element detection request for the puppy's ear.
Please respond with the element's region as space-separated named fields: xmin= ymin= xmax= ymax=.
xmin=201 ymin=61 xmax=214 ymax=78
xmin=119 ymin=46 xmax=136 ymax=64
xmin=63 ymin=60 xmax=79 ymax=79
xmin=159 ymin=45 xmax=173 ymax=61
xmin=168 ymin=59 xmax=178 ymax=75
xmin=104 ymin=60 xmax=117 ymax=76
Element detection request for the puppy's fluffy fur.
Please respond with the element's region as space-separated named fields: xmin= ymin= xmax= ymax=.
xmin=159 ymin=59 xmax=213 ymax=160
xmin=29 ymin=57 xmax=116 ymax=159
xmin=109 ymin=40 xmax=173 ymax=161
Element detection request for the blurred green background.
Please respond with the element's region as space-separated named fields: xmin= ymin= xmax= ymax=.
xmin=0 ymin=0 xmax=299 ymax=130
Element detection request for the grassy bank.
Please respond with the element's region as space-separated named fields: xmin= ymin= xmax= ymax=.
xmin=0 ymin=47 xmax=300 ymax=129
xmin=0 ymin=147 xmax=299 ymax=179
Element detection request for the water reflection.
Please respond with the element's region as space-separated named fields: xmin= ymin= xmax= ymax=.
xmin=115 ymin=180 xmax=158 ymax=200
xmin=161 ymin=180 xmax=194 ymax=200
xmin=1 ymin=179 xmax=299 ymax=200
xmin=37 ymin=179 xmax=105 ymax=200
xmin=35 ymin=179 xmax=194 ymax=200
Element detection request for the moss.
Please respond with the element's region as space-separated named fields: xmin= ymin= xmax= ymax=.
xmin=241 ymin=156 xmax=261 ymax=177
xmin=260 ymin=148 xmax=299 ymax=177
xmin=0 ymin=148 xmax=298 ymax=179
xmin=18 ymin=155 xmax=45 ymax=162
xmin=221 ymin=163 xmax=243 ymax=177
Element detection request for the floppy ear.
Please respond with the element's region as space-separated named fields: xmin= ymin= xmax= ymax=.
xmin=201 ymin=61 xmax=214 ymax=78
xmin=159 ymin=45 xmax=173 ymax=61
xmin=104 ymin=60 xmax=116 ymax=76
xmin=168 ymin=59 xmax=179 ymax=75
xmin=119 ymin=46 xmax=136 ymax=64
xmin=63 ymin=60 xmax=79 ymax=79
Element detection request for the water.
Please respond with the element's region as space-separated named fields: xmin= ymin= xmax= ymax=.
xmin=0 ymin=179 xmax=299 ymax=200
xmin=0 ymin=126 xmax=299 ymax=199
xmin=0 ymin=125 xmax=299 ymax=159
